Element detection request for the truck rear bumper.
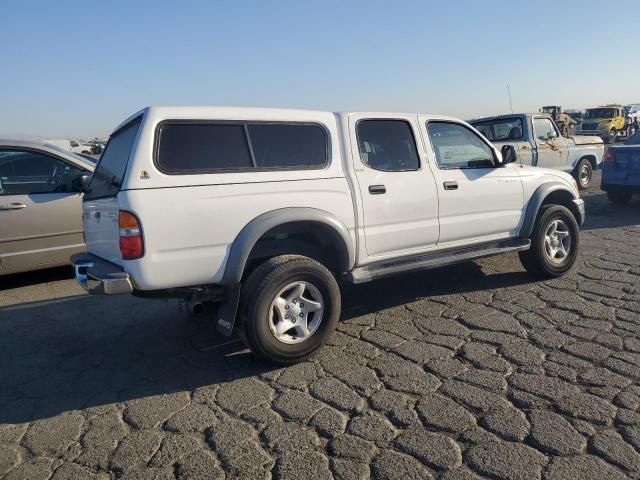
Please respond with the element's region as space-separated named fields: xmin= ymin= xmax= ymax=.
xmin=71 ymin=253 xmax=133 ymax=295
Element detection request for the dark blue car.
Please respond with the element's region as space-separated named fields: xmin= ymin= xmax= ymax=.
xmin=601 ymin=131 xmax=640 ymax=203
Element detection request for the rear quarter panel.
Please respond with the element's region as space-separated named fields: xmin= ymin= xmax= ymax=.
xmin=567 ymin=141 xmax=605 ymax=169
xmin=118 ymin=109 xmax=355 ymax=290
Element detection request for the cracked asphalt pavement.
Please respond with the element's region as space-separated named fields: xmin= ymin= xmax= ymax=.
xmin=1 ymin=171 xmax=640 ymax=479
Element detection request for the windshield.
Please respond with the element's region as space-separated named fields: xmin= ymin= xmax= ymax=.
xmin=85 ymin=117 xmax=141 ymax=200
xmin=585 ymin=108 xmax=616 ymax=119
xmin=541 ymin=107 xmax=555 ymax=114
xmin=471 ymin=118 xmax=523 ymax=141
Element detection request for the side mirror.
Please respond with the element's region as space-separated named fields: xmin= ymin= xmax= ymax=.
xmin=501 ymin=145 xmax=517 ymax=165
xmin=73 ymin=172 xmax=92 ymax=193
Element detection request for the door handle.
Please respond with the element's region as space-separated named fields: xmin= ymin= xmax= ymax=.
xmin=0 ymin=203 xmax=27 ymax=211
xmin=368 ymin=185 xmax=386 ymax=195
xmin=443 ymin=181 xmax=458 ymax=190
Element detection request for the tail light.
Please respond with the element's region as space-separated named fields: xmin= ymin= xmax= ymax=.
xmin=603 ymin=150 xmax=615 ymax=164
xmin=119 ymin=210 xmax=144 ymax=260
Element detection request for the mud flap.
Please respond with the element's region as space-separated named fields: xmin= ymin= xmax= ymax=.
xmin=216 ymin=283 xmax=241 ymax=336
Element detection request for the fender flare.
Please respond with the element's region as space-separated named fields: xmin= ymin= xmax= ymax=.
xmin=220 ymin=207 xmax=355 ymax=286
xmin=519 ymin=182 xmax=578 ymax=238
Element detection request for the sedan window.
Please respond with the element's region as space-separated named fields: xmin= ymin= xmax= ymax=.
xmin=0 ymin=149 xmax=83 ymax=195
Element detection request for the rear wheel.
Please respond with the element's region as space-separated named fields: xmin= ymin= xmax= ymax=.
xmin=240 ymin=255 xmax=341 ymax=364
xmin=607 ymin=190 xmax=632 ymax=204
xmin=574 ymin=158 xmax=592 ymax=189
xmin=519 ymin=205 xmax=579 ymax=278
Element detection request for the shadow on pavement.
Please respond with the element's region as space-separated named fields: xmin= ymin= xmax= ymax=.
xmin=581 ymin=192 xmax=640 ymax=231
xmin=0 ymin=261 xmax=534 ymax=424
xmin=0 ymin=266 xmax=73 ymax=291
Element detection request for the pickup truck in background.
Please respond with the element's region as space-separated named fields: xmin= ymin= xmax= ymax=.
xmin=71 ymin=106 xmax=585 ymax=364
xmin=471 ymin=113 xmax=604 ymax=189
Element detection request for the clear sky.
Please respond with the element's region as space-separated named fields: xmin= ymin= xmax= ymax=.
xmin=1 ymin=0 xmax=639 ymax=138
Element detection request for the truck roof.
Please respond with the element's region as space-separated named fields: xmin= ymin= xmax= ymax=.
xmin=112 ymin=106 xmax=462 ymax=134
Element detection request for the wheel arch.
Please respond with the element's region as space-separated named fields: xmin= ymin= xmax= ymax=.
xmin=573 ymin=154 xmax=597 ymax=171
xmin=519 ymin=183 xmax=581 ymax=238
xmin=220 ymin=208 xmax=355 ymax=286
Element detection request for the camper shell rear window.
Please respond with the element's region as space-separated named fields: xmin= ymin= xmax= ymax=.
xmin=85 ymin=117 xmax=141 ymax=199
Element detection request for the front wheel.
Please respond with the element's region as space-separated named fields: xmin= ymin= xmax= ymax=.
xmin=574 ymin=159 xmax=593 ymax=189
xmin=240 ymin=255 xmax=341 ymax=364
xmin=606 ymin=128 xmax=617 ymax=144
xmin=519 ymin=205 xmax=579 ymax=278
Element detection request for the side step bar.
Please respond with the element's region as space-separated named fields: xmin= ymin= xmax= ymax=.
xmin=348 ymin=238 xmax=531 ymax=284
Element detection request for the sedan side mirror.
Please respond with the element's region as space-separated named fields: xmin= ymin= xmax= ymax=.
xmin=501 ymin=145 xmax=517 ymax=165
xmin=73 ymin=172 xmax=92 ymax=192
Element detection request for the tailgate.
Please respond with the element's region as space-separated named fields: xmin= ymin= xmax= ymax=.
xmin=83 ymin=197 xmax=122 ymax=265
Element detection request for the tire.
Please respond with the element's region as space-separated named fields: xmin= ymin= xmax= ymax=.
xmin=574 ymin=158 xmax=593 ymax=189
xmin=607 ymin=191 xmax=632 ymax=204
xmin=606 ymin=128 xmax=617 ymax=144
xmin=240 ymin=255 xmax=341 ymax=364
xmin=518 ymin=205 xmax=579 ymax=278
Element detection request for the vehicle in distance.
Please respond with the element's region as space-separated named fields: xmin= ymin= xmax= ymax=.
xmin=72 ymin=106 xmax=585 ymax=364
xmin=0 ymin=139 xmax=93 ymax=275
xmin=539 ymin=106 xmax=576 ymax=136
xmin=601 ymin=130 xmax=640 ymax=204
xmin=578 ymin=105 xmax=626 ymax=144
xmin=471 ymin=113 xmax=603 ymax=189
xmin=47 ymin=138 xmax=95 ymax=155
xmin=625 ymin=104 xmax=640 ymax=123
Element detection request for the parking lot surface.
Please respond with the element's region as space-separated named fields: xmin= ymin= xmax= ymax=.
xmin=1 ymin=171 xmax=640 ymax=480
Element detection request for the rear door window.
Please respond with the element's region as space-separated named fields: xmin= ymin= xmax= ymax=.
xmin=86 ymin=117 xmax=141 ymax=199
xmin=356 ymin=120 xmax=420 ymax=172
xmin=155 ymin=122 xmax=328 ymax=173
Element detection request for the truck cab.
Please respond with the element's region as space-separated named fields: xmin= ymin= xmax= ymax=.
xmin=578 ymin=105 xmax=626 ymax=144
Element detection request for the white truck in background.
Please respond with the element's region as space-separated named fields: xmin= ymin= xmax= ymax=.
xmin=72 ymin=106 xmax=585 ymax=364
xmin=471 ymin=113 xmax=604 ymax=189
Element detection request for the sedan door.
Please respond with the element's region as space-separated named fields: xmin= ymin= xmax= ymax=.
xmin=418 ymin=118 xmax=524 ymax=246
xmin=0 ymin=148 xmax=88 ymax=274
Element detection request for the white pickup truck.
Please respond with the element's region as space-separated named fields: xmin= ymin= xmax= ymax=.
xmin=72 ymin=107 xmax=585 ymax=364
xmin=470 ymin=113 xmax=604 ymax=189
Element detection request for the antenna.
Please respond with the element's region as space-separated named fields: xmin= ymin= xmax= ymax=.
xmin=507 ymin=84 xmax=514 ymax=114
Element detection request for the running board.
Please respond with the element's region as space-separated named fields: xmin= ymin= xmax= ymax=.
xmin=348 ymin=238 xmax=531 ymax=284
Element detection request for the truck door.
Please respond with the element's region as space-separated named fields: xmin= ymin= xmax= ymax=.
xmin=418 ymin=118 xmax=523 ymax=245
xmin=348 ymin=115 xmax=439 ymax=258
xmin=532 ymin=116 xmax=569 ymax=170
